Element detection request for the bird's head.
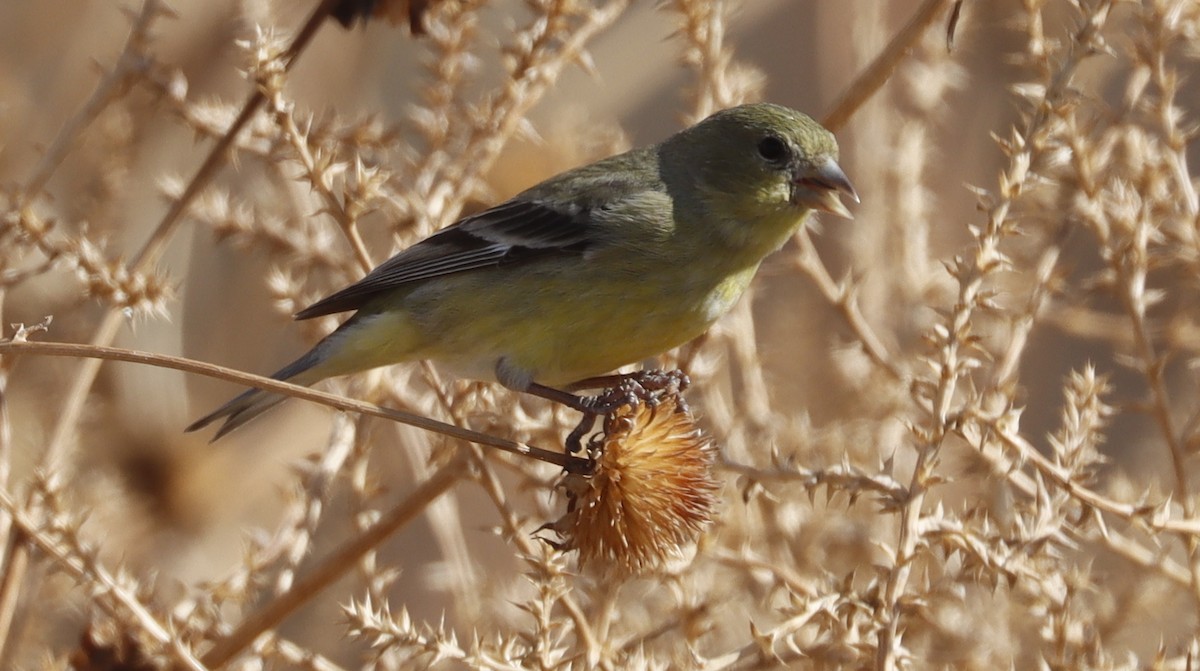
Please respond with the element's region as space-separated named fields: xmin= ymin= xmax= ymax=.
xmin=667 ymin=103 xmax=858 ymax=221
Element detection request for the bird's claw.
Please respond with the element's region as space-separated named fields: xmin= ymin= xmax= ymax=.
xmin=563 ymin=369 xmax=690 ymax=453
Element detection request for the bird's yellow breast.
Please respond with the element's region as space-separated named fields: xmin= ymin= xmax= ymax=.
xmin=392 ymin=258 xmax=762 ymax=386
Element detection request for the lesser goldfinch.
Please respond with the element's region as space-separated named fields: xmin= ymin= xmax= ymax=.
xmin=188 ymin=103 xmax=856 ymax=439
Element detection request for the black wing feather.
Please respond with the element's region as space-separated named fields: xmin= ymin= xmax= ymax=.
xmin=295 ymin=199 xmax=591 ymax=319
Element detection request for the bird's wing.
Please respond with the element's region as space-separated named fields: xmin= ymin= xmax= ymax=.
xmin=295 ymin=198 xmax=594 ymax=319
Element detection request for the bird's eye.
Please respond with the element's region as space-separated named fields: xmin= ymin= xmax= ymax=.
xmin=756 ymin=136 xmax=789 ymax=164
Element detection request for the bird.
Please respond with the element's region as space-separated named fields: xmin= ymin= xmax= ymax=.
xmin=187 ymin=102 xmax=857 ymax=440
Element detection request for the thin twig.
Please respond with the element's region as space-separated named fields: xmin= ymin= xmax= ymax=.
xmin=971 ymin=413 xmax=1200 ymax=537
xmin=0 ymin=339 xmax=586 ymax=471
xmin=792 ymin=228 xmax=904 ymax=382
xmin=822 ymin=0 xmax=958 ymax=133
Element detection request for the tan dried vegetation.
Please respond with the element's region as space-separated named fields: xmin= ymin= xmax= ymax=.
xmin=0 ymin=0 xmax=1198 ymax=668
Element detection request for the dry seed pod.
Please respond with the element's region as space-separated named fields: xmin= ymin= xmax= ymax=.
xmin=552 ymin=394 xmax=720 ymax=576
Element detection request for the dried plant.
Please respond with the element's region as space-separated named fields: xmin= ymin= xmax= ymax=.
xmin=1 ymin=0 xmax=1199 ymax=669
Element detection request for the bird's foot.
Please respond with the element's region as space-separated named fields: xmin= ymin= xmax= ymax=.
xmin=528 ymin=369 xmax=690 ymax=453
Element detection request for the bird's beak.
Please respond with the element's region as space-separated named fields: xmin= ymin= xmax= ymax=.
xmin=792 ymin=157 xmax=858 ymax=219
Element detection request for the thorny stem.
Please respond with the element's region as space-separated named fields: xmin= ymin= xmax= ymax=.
xmin=719 ymin=456 xmax=909 ymax=503
xmin=987 ymin=236 xmax=1065 ymax=392
xmin=0 ymin=486 xmax=207 ymax=671
xmin=1115 ymin=250 xmax=1200 ymax=607
xmin=1128 ymin=0 xmax=1200 ymax=611
xmin=201 ymin=460 xmax=463 ymax=668
xmin=954 ymin=0 xmax=1200 ymax=602
xmin=876 ymin=2 xmax=1115 ymax=668
xmin=405 ymin=362 xmax=608 ymax=656
xmin=792 ymin=228 xmax=904 ymax=382
xmin=708 ymin=594 xmax=843 ymax=670
xmin=269 ymin=90 xmax=375 ymax=272
xmin=264 ymin=412 xmax=359 ymax=597
xmin=394 ymin=0 xmax=483 ymax=230
xmin=968 ymin=412 xmax=1197 ymax=585
xmin=960 ymin=377 xmax=1199 ymax=587
xmin=1142 ymin=4 xmax=1200 ymax=217
xmin=877 ymin=373 xmax=947 ymax=671
xmin=470 ymin=451 xmax=609 ymax=668
xmin=975 ymin=415 xmax=1200 ymax=537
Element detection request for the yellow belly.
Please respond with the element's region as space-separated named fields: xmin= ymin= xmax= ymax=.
xmin=349 ymin=260 xmax=762 ymax=387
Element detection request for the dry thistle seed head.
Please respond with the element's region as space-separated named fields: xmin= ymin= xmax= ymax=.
xmin=551 ymin=394 xmax=720 ymax=577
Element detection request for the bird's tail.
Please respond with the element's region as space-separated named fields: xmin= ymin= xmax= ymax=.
xmin=185 ymin=349 xmax=325 ymax=441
